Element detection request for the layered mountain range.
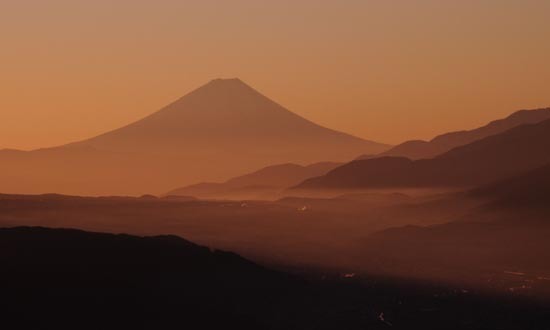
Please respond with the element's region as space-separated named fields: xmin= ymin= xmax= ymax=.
xmin=296 ymin=115 xmax=550 ymax=190
xmin=166 ymin=161 xmax=341 ymax=200
xmin=357 ymin=108 xmax=550 ymax=160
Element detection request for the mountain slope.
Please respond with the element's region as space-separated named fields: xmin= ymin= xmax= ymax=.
xmin=297 ymin=118 xmax=550 ymax=190
xmin=167 ymin=161 xmax=341 ymax=199
xmin=0 ymin=79 xmax=388 ymax=196
xmin=357 ymin=108 xmax=550 ymax=160
xmin=361 ymin=166 xmax=550 ymax=284
xmin=0 ymin=226 xmax=302 ymax=329
xmin=3 ymin=226 xmax=547 ymax=329
xmin=470 ymin=163 xmax=550 ymax=210
xmin=71 ymin=79 xmax=388 ymax=155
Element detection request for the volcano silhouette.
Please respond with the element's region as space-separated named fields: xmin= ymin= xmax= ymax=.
xmin=70 ymin=78 xmax=386 ymax=156
xmin=0 ymin=78 xmax=388 ymax=195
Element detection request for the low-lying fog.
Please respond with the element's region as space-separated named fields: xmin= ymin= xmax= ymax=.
xmin=1 ymin=188 xmax=549 ymax=297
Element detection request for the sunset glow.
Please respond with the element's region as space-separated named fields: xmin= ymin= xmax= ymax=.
xmin=2 ymin=1 xmax=549 ymax=149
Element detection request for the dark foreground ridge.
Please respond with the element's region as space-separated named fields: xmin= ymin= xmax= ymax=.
xmin=1 ymin=226 xmax=549 ymax=330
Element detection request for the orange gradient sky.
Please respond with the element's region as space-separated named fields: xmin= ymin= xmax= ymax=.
xmin=1 ymin=0 xmax=549 ymax=150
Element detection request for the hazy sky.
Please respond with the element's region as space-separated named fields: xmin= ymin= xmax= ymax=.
xmin=2 ymin=0 xmax=549 ymax=149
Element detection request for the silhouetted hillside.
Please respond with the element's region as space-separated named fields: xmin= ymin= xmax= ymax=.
xmin=0 ymin=79 xmax=388 ymax=196
xmin=0 ymin=191 xmax=478 ymax=273
xmin=2 ymin=226 xmax=550 ymax=330
xmin=167 ymin=161 xmax=341 ymax=200
xmin=357 ymin=108 xmax=550 ymax=160
xmin=363 ymin=220 xmax=550 ymax=286
xmin=0 ymin=226 xmax=296 ymax=329
xmin=471 ymin=163 xmax=550 ymax=209
xmin=297 ymin=119 xmax=550 ymax=190
xmin=361 ymin=165 xmax=550 ymax=286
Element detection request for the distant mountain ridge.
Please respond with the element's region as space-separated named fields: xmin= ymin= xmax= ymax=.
xmin=167 ymin=161 xmax=341 ymax=199
xmin=297 ymin=118 xmax=550 ymax=190
xmin=357 ymin=108 xmax=550 ymax=160
xmin=0 ymin=78 xmax=388 ymax=196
